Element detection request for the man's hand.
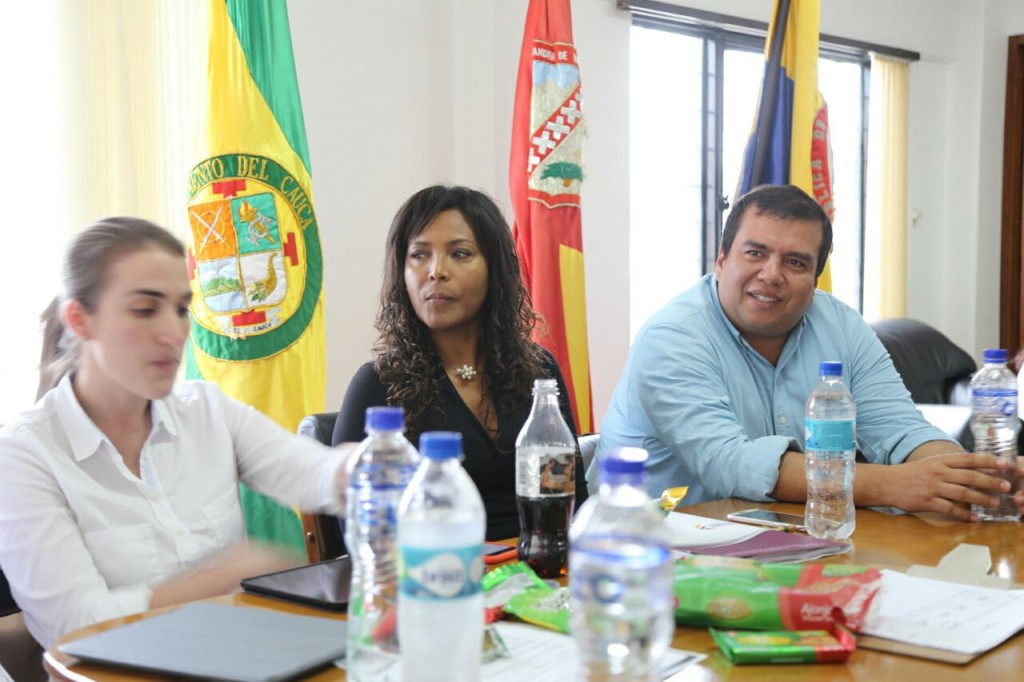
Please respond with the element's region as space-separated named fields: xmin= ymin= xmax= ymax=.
xmin=1010 ymin=456 xmax=1024 ymax=516
xmin=865 ymin=453 xmax=1013 ymax=521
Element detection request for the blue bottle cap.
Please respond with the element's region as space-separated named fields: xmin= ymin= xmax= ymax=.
xmin=419 ymin=431 xmax=463 ymax=460
xmin=819 ymin=361 xmax=843 ymax=376
xmin=365 ymin=406 xmax=404 ymax=431
xmin=982 ymin=348 xmax=1008 ymax=364
xmin=600 ymin=446 xmax=648 ymax=475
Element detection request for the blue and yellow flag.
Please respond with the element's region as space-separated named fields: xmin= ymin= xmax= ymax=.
xmin=186 ymin=0 xmax=325 ymax=554
xmin=737 ymin=0 xmax=835 ymax=290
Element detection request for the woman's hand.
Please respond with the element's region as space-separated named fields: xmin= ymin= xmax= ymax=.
xmin=332 ymin=442 xmax=361 ymax=506
xmin=150 ymin=541 xmax=302 ymax=610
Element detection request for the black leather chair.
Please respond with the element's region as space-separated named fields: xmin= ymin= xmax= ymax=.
xmin=870 ymin=318 xmax=979 ymax=448
xmin=1 ymin=567 xmax=48 ymax=682
xmin=297 ymin=412 xmax=347 ymax=561
xmin=0 ymin=569 xmax=17 ymax=618
xmin=870 ymin=318 xmax=976 ymax=405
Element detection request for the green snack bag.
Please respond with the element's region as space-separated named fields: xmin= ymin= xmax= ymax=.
xmin=482 ymin=562 xmax=548 ymax=623
xmin=756 ymin=562 xmax=874 ymax=586
xmin=673 ymin=559 xmax=882 ymax=631
xmin=674 ymin=573 xmax=789 ymax=629
xmin=675 ymin=555 xmax=873 ymax=586
xmin=504 ymin=585 xmax=571 ymax=633
xmin=711 ymin=625 xmax=856 ymax=664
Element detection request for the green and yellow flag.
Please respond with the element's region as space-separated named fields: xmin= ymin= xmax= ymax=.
xmin=186 ymin=0 xmax=325 ymax=554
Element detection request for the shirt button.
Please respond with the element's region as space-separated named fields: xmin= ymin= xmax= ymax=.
xmin=175 ymin=530 xmax=186 ymax=539
xmin=779 ymin=416 xmax=788 ymax=425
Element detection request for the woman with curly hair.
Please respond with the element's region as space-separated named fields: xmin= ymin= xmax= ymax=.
xmin=332 ymin=185 xmax=587 ymax=539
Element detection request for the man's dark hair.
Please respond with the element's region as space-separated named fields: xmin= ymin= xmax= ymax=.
xmin=721 ymin=184 xmax=832 ymax=277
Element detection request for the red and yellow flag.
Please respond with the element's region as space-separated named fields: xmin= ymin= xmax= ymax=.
xmin=737 ymin=0 xmax=835 ymax=290
xmin=509 ymin=0 xmax=593 ymax=433
xmin=186 ymin=0 xmax=325 ymax=554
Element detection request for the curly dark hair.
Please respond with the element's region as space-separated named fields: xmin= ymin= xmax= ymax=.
xmin=374 ymin=185 xmax=546 ymax=430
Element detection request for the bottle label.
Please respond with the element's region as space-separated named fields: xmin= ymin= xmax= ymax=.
xmin=805 ymin=419 xmax=855 ymax=452
xmin=398 ymin=545 xmax=483 ymax=600
xmin=516 ymin=446 xmax=577 ymax=497
xmin=971 ymin=388 xmax=1018 ymax=417
xmin=347 ymin=468 xmax=417 ymax=530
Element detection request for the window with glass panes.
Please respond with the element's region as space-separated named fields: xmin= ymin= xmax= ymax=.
xmin=628 ymin=18 xmax=867 ymax=338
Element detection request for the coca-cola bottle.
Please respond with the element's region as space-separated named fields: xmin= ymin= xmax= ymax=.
xmin=515 ymin=378 xmax=577 ymax=577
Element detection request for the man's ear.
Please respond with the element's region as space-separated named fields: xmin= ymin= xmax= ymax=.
xmin=62 ymin=299 xmax=91 ymax=340
xmin=714 ymin=248 xmax=726 ymax=275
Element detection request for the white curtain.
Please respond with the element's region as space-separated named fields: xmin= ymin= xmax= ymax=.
xmin=864 ymin=53 xmax=910 ymax=321
xmin=0 ymin=1 xmax=200 ymax=424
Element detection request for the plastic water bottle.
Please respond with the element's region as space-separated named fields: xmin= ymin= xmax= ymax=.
xmin=344 ymin=407 xmax=420 ymax=681
xmin=568 ymin=447 xmax=673 ymax=682
xmin=804 ymin=361 xmax=857 ymax=540
xmin=970 ymin=348 xmax=1021 ymax=522
xmin=398 ymin=432 xmax=486 ymax=682
xmin=516 ymin=378 xmax=578 ymax=578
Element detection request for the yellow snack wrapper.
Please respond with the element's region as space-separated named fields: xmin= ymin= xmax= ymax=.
xmin=659 ymin=486 xmax=689 ymax=513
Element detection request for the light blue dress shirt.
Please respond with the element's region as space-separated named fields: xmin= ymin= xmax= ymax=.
xmin=596 ymin=274 xmax=954 ymax=502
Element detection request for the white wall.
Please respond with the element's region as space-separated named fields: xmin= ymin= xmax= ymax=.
xmin=289 ymin=1 xmax=455 ymax=414
xmin=288 ymin=0 xmax=1024 ymax=428
xmin=288 ymin=0 xmax=632 ymax=425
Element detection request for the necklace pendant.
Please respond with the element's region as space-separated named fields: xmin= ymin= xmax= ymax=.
xmin=454 ymin=364 xmax=478 ymax=381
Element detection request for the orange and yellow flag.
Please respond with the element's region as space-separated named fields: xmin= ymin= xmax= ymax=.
xmin=509 ymin=0 xmax=593 ymax=433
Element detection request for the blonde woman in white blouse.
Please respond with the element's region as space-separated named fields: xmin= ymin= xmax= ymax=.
xmin=0 ymin=218 xmax=355 ymax=649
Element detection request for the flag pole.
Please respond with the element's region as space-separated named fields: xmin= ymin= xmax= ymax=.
xmin=749 ymin=0 xmax=791 ymax=184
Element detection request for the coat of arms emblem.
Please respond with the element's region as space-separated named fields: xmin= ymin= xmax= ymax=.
xmin=186 ymin=154 xmax=321 ymax=358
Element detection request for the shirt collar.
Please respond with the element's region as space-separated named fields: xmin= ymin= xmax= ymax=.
xmin=53 ymin=375 xmax=177 ymax=462
xmin=707 ymin=274 xmax=746 ymax=345
xmin=54 ymin=375 xmax=105 ymax=462
xmin=150 ymin=396 xmax=177 ymax=439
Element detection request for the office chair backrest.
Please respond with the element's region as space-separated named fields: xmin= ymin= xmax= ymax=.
xmin=297 ymin=412 xmax=347 ymax=561
xmin=0 ymin=568 xmax=17 ymax=618
xmin=578 ymin=433 xmax=600 ymax=495
xmin=870 ymin=318 xmax=976 ymax=405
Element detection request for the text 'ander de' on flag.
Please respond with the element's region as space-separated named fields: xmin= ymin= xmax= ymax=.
xmin=509 ymin=0 xmax=594 ymax=434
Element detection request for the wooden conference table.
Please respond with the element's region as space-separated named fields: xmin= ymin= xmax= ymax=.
xmin=45 ymin=499 xmax=1024 ymax=681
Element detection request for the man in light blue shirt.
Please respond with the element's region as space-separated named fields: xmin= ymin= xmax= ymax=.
xmin=598 ymin=184 xmax=1021 ymax=520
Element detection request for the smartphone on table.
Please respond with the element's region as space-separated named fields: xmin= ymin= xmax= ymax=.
xmin=726 ymin=508 xmax=807 ymax=531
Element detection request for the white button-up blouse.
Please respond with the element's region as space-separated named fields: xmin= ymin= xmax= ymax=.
xmin=0 ymin=376 xmax=344 ymax=648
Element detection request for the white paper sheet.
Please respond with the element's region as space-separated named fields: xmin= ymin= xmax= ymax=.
xmin=482 ymin=623 xmax=704 ymax=681
xmin=860 ymin=569 xmax=1024 ymax=655
xmin=335 ymin=623 xmax=705 ymax=680
xmin=661 ymin=512 xmax=760 ymax=547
